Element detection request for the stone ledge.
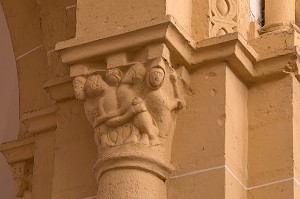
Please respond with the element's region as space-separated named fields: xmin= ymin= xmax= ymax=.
xmin=0 ymin=137 xmax=34 ymax=164
xmin=56 ymin=15 xmax=300 ymax=84
xmin=22 ymin=106 xmax=57 ymax=135
xmin=44 ymin=76 xmax=75 ymax=102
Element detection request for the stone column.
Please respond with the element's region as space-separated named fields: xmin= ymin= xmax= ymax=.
xmin=63 ymin=44 xmax=188 ymax=199
xmin=57 ymin=34 xmax=190 ymax=198
xmin=56 ymin=0 xmax=192 ymax=198
xmin=263 ymin=0 xmax=296 ymax=31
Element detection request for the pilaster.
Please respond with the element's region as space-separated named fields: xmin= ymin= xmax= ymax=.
xmin=0 ymin=106 xmax=57 ymax=199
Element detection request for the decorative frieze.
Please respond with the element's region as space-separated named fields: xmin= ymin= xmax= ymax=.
xmin=210 ymin=0 xmax=237 ymax=37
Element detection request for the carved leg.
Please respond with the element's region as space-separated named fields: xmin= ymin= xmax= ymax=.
xmin=133 ymin=112 xmax=160 ymax=146
xmin=139 ymin=133 xmax=150 ymax=145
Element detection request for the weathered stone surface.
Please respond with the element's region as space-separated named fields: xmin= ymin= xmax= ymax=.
xmin=1 ymin=0 xmax=300 ymax=198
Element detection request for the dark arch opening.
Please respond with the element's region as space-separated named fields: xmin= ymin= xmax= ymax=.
xmin=0 ymin=2 xmax=20 ymax=199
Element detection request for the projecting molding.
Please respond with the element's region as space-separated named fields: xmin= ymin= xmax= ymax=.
xmin=22 ymin=106 xmax=57 ymax=135
xmin=56 ymin=15 xmax=300 ymax=84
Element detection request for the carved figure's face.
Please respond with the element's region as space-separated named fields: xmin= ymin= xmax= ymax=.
xmin=84 ymin=75 xmax=108 ymax=97
xmin=105 ymin=69 xmax=122 ymax=87
xmin=122 ymin=64 xmax=146 ymax=85
xmin=148 ymin=67 xmax=165 ymax=88
xmin=73 ymin=77 xmax=87 ymax=100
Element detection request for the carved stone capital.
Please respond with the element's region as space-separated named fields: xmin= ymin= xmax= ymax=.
xmin=70 ymin=43 xmax=189 ymax=182
xmin=12 ymin=160 xmax=33 ymax=198
xmin=0 ymin=138 xmax=34 ymax=198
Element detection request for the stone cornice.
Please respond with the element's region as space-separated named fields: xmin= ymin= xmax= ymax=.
xmin=56 ymin=16 xmax=178 ymax=64
xmin=0 ymin=106 xmax=57 ymax=163
xmin=22 ymin=106 xmax=57 ymax=135
xmin=56 ymin=15 xmax=300 ymax=84
xmin=0 ymin=137 xmax=34 ymax=164
xmin=44 ymin=76 xmax=75 ymax=102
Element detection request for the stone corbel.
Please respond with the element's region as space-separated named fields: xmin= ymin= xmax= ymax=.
xmin=58 ymin=39 xmax=190 ymax=198
xmin=12 ymin=160 xmax=33 ymax=198
xmin=0 ymin=138 xmax=34 ymax=199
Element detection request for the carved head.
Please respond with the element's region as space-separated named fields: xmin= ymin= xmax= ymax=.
xmin=73 ymin=76 xmax=87 ymax=100
xmin=122 ymin=63 xmax=147 ymax=85
xmin=105 ymin=68 xmax=122 ymax=87
xmin=147 ymin=66 xmax=165 ymax=89
xmin=84 ymin=75 xmax=109 ymax=97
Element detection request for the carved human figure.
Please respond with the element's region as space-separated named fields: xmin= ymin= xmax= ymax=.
xmin=73 ymin=60 xmax=186 ymax=148
xmin=73 ymin=75 xmax=118 ymax=146
xmin=94 ymin=64 xmax=161 ymax=145
xmin=92 ymin=70 xmax=146 ymax=146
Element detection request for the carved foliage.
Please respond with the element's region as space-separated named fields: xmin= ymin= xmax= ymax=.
xmin=73 ymin=55 xmax=188 ymax=149
xmin=210 ymin=0 xmax=237 ymax=37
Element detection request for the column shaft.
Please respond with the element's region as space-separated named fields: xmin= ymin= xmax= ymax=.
xmin=98 ymin=169 xmax=166 ymax=199
xmin=265 ymin=0 xmax=295 ymax=26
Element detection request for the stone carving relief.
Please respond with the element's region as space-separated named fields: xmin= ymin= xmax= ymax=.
xmin=12 ymin=160 xmax=33 ymax=199
xmin=70 ymin=44 xmax=190 ymax=186
xmin=210 ymin=0 xmax=237 ymax=37
xmin=73 ymin=57 xmax=187 ymax=149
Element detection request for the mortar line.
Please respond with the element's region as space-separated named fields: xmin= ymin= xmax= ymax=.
xmin=225 ymin=165 xmax=248 ymax=190
xmin=16 ymin=44 xmax=43 ymax=60
xmin=80 ymin=167 xmax=299 ymax=195
xmin=170 ymin=165 xmax=225 ymax=179
xmin=295 ymin=178 xmax=300 ymax=186
xmin=246 ymin=178 xmax=294 ymax=191
xmin=82 ymin=197 xmax=96 ymax=199
xmin=66 ymin=4 xmax=76 ymax=9
xmin=47 ymin=49 xmax=55 ymax=55
xmin=225 ymin=165 xmax=294 ymax=191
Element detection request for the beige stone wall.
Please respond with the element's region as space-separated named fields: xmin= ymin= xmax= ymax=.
xmin=169 ymin=62 xmax=226 ymax=199
xmin=1 ymin=0 xmax=300 ymax=199
xmin=0 ymin=0 xmax=98 ymax=198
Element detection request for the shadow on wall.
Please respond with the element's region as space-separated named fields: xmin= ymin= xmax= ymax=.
xmin=0 ymin=3 xmax=20 ymax=199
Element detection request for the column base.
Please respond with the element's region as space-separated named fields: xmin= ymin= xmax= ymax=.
xmin=260 ymin=22 xmax=299 ymax=33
